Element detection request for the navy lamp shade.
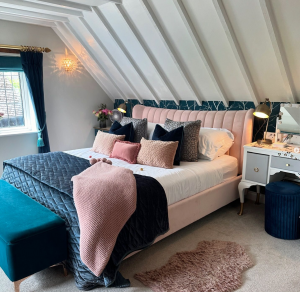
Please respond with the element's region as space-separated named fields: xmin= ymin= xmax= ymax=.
xmin=253 ymin=98 xmax=273 ymax=144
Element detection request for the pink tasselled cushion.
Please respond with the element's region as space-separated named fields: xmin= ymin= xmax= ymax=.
xmin=137 ymin=138 xmax=179 ymax=169
xmin=92 ymin=131 xmax=125 ymax=156
xmin=110 ymin=140 xmax=141 ymax=164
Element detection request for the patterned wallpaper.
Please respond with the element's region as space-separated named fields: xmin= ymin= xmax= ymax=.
xmin=114 ymin=99 xmax=282 ymax=141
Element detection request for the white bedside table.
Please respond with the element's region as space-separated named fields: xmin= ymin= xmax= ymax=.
xmin=238 ymin=142 xmax=300 ymax=215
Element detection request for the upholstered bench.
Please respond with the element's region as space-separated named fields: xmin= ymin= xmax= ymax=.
xmin=0 ymin=180 xmax=68 ymax=292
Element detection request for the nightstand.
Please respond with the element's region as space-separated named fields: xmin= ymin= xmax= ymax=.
xmin=238 ymin=142 xmax=300 ymax=215
xmin=93 ymin=126 xmax=110 ymax=136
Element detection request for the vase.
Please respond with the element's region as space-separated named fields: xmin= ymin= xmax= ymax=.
xmin=99 ymin=120 xmax=106 ymax=129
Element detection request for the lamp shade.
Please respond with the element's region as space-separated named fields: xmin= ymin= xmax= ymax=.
xmin=117 ymin=103 xmax=127 ymax=113
xmin=253 ymin=103 xmax=271 ymax=118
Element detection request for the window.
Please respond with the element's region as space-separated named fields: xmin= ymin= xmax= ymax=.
xmin=0 ymin=71 xmax=36 ymax=136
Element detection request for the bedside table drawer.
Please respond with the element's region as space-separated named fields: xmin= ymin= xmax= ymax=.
xmin=245 ymin=152 xmax=269 ymax=184
xmin=271 ymin=156 xmax=300 ymax=172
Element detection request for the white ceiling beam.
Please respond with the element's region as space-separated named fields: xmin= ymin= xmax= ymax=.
xmin=29 ymin=0 xmax=92 ymax=12
xmin=93 ymin=6 xmax=160 ymax=105
xmin=141 ymin=0 xmax=202 ymax=105
xmin=212 ymin=0 xmax=260 ymax=106
xmin=80 ymin=17 xmax=143 ymax=104
xmin=259 ymin=0 xmax=296 ymax=103
xmin=53 ymin=23 xmax=115 ymax=100
xmin=0 ymin=6 xmax=69 ymax=22
xmin=0 ymin=0 xmax=83 ymax=16
xmin=65 ymin=22 xmax=128 ymax=101
xmin=116 ymin=4 xmax=180 ymax=105
xmin=174 ymin=0 xmax=229 ymax=107
xmin=0 ymin=12 xmax=56 ymax=26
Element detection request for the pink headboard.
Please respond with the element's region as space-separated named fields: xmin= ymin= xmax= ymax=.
xmin=132 ymin=105 xmax=254 ymax=174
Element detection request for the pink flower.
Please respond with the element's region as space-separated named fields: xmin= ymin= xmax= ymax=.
xmin=102 ymin=109 xmax=109 ymax=115
xmin=92 ymin=110 xmax=96 ymax=114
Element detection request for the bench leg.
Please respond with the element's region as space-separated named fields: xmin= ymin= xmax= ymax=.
xmin=14 ymin=276 xmax=31 ymax=292
xmin=51 ymin=262 xmax=68 ymax=276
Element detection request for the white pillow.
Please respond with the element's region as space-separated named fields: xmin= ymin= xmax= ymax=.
xmin=147 ymin=122 xmax=164 ymax=140
xmin=198 ymin=127 xmax=234 ymax=160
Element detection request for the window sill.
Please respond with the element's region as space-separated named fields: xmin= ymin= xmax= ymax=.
xmin=0 ymin=128 xmax=38 ymax=137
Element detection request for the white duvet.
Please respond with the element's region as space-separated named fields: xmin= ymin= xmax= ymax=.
xmin=65 ymin=148 xmax=238 ymax=206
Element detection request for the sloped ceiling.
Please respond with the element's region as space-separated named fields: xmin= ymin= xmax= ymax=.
xmin=1 ymin=0 xmax=300 ymax=106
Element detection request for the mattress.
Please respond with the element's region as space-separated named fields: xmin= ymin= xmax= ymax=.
xmin=65 ymin=148 xmax=238 ymax=206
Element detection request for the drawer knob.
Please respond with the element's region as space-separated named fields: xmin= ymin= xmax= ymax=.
xmin=286 ymin=164 xmax=290 ymax=167
xmin=254 ymin=167 xmax=259 ymax=172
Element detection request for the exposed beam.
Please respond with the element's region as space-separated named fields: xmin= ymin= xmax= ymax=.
xmin=259 ymin=0 xmax=296 ymax=103
xmin=116 ymin=4 xmax=180 ymax=105
xmin=93 ymin=6 xmax=160 ymax=105
xmin=141 ymin=0 xmax=202 ymax=105
xmin=54 ymin=22 xmax=116 ymax=101
xmin=174 ymin=0 xmax=229 ymax=107
xmin=0 ymin=6 xmax=69 ymax=22
xmin=0 ymin=12 xmax=56 ymax=26
xmin=212 ymin=0 xmax=260 ymax=106
xmin=65 ymin=22 xmax=128 ymax=101
xmin=32 ymin=0 xmax=92 ymax=12
xmin=80 ymin=17 xmax=143 ymax=104
xmin=0 ymin=0 xmax=83 ymax=17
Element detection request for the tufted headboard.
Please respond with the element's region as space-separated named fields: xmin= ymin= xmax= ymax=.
xmin=132 ymin=105 xmax=254 ymax=174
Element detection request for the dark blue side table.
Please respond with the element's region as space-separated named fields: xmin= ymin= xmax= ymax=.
xmin=93 ymin=127 xmax=110 ymax=136
xmin=265 ymin=181 xmax=300 ymax=240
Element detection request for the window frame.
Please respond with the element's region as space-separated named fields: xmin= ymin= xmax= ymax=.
xmin=0 ymin=71 xmax=37 ymax=137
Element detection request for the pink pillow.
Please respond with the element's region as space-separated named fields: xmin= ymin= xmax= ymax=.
xmin=110 ymin=140 xmax=141 ymax=164
xmin=92 ymin=131 xmax=125 ymax=156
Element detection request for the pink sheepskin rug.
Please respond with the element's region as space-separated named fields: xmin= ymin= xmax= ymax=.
xmin=134 ymin=240 xmax=254 ymax=292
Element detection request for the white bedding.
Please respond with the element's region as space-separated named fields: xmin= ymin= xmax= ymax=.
xmin=65 ymin=148 xmax=238 ymax=206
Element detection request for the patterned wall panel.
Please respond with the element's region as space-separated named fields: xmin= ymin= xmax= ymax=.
xmin=114 ymin=99 xmax=282 ymax=141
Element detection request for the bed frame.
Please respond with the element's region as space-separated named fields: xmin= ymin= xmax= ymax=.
xmin=130 ymin=105 xmax=254 ymax=246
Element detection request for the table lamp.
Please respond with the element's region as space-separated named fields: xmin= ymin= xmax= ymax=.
xmin=117 ymin=102 xmax=127 ymax=114
xmin=253 ymin=98 xmax=272 ymax=144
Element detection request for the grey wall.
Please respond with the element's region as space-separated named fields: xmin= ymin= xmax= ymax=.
xmin=0 ymin=20 xmax=113 ymax=175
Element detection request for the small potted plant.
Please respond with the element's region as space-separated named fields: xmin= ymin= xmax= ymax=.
xmin=93 ymin=104 xmax=112 ymax=128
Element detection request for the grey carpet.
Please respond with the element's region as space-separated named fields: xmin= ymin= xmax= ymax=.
xmin=1 ymin=200 xmax=300 ymax=292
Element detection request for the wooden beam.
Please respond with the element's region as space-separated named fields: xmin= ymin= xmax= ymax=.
xmin=0 ymin=6 xmax=69 ymax=22
xmin=0 ymin=0 xmax=83 ymax=17
xmin=54 ymin=23 xmax=116 ymax=101
xmin=212 ymin=0 xmax=260 ymax=106
xmin=0 ymin=13 xmax=56 ymax=27
xmin=65 ymin=22 xmax=128 ymax=101
xmin=33 ymin=0 xmax=92 ymax=12
xmin=140 ymin=0 xmax=202 ymax=105
xmin=93 ymin=6 xmax=160 ymax=105
xmin=259 ymin=0 xmax=296 ymax=103
xmin=80 ymin=17 xmax=143 ymax=104
xmin=174 ymin=0 xmax=229 ymax=107
xmin=116 ymin=4 xmax=180 ymax=105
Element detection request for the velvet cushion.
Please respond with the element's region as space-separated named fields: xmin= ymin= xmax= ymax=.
xmin=137 ymin=138 xmax=178 ymax=169
xmin=152 ymin=125 xmax=184 ymax=165
xmin=109 ymin=121 xmax=134 ymax=142
xmin=92 ymin=131 xmax=125 ymax=156
xmin=0 ymin=180 xmax=67 ymax=282
xmin=110 ymin=140 xmax=141 ymax=164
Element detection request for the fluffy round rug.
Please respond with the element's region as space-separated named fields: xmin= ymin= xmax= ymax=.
xmin=134 ymin=240 xmax=254 ymax=292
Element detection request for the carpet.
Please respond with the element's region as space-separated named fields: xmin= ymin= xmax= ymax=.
xmin=135 ymin=240 xmax=254 ymax=292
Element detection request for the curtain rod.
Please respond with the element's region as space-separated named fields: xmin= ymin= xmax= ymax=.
xmin=0 ymin=44 xmax=51 ymax=54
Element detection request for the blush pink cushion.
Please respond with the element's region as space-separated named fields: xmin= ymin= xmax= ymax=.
xmin=92 ymin=131 xmax=125 ymax=156
xmin=110 ymin=140 xmax=141 ymax=164
xmin=137 ymin=138 xmax=179 ymax=169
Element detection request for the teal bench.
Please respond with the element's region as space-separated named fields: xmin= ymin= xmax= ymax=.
xmin=0 ymin=180 xmax=68 ymax=292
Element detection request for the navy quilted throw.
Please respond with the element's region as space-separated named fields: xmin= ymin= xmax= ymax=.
xmin=2 ymin=152 xmax=169 ymax=290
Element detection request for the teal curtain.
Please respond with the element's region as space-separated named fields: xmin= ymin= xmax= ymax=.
xmin=0 ymin=56 xmax=23 ymax=72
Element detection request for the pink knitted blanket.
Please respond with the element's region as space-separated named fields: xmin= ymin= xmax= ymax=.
xmin=71 ymin=162 xmax=137 ymax=276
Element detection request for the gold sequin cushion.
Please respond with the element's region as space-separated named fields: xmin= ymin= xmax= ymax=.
xmin=92 ymin=131 xmax=125 ymax=156
xmin=137 ymin=138 xmax=179 ymax=169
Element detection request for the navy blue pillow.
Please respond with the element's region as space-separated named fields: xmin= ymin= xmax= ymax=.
xmin=152 ymin=124 xmax=184 ymax=165
xmin=109 ymin=121 xmax=134 ymax=142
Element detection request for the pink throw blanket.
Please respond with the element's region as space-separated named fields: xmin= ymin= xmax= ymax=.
xmin=71 ymin=162 xmax=137 ymax=276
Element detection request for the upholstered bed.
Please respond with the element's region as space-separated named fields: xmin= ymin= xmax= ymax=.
xmin=1 ymin=105 xmax=254 ymax=290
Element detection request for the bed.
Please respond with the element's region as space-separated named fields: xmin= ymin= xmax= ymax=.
xmin=1 ymin=105 xmax=254 ymax=290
